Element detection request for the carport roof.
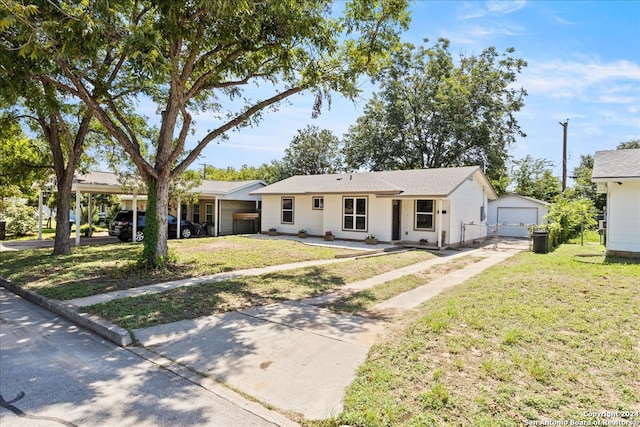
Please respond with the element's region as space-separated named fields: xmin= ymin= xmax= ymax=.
xmin=70 ymin=171 xmax=265 ymax=196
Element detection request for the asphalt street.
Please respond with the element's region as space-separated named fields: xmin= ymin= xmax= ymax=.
xmin=0 ymin=288 xmax=290 ymax=427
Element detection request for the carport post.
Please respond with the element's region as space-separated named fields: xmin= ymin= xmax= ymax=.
xmin=132 ymin=194 xmax=138 ymax=241
xmin=436 ymin=199 xmax=443 ymax=248
xmin=214 ymin=198 xmax=219 ymax=237
xmin=75 ymin=188 xmax=81 ymax=246
xmin=176 ymin=197 xmax=181 ymax=239
xmin=38 ymin=188 xmax=44 ymax=240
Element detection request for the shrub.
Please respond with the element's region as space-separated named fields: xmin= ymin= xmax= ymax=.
xmin=5 ymin=201 xmax=37 ymax=236
xmin=544 ymin=196 xmax=597 ymax=243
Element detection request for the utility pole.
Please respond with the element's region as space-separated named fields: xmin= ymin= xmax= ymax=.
xmin=199 ymin=163 xmax=207 ymax=179
xmin=559 ymin=119 xmax=569 ymax=192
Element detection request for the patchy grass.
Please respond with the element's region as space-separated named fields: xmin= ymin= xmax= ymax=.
xmin=326 ymin=256 xmax=483 ymax=316
xmin=0 ymin=236 xmax=363 ymax=299
xmin=83 ymin=251 xmax=437 ymax=329
xmin=310 ymin=244 xmax=640 ymax=426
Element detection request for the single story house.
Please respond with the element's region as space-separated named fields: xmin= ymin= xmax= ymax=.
xmin=592 ymin=148 xmax=640 ymax=258
xmin=38 ymin=171 xmax=265 ymax=244
xmin=487 ymin=194 xmax=549 ymax=238
xmin=251 ymin=166 xmax=497 ymax=248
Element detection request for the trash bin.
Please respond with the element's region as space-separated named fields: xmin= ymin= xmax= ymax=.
xmin=532 ymin=231 xmax=549 ymax=254
xmin=0 ymin=220 xmax=5 ymax=240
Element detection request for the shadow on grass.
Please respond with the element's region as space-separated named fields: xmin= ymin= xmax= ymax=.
xmin=574 ymin=253 xmax=640 ymax=266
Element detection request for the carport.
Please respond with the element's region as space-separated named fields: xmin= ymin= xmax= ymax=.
xmin=37 ymin=171 xmax=265 ymax=246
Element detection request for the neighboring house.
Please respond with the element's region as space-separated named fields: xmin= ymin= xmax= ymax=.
xmin=251 ymin=166 xmax=497 ymax=248
xmin=39 ymin=171 xmax=265 ymax=241
xmin=487 ymin=194 xmax=549 ymax=238
xmin=592 ymin=148 xmax=640 ymax=258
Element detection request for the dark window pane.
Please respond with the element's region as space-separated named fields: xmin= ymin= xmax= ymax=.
xmin=417 ymin=200 xmax=433 ymax=213
xmin=356 ymin=198 xmax=366 ymax=215
xmin=356 ymin=217 xmax=366 ymax=230
xmin=416 ymin=214 xmax=433 ymax=229
xmin=282 ymin=198 xmax=293 ymax=210
xmin=344 ymin=216 xmax=354 ymax=229
xmin=282 ymin=211 xmax=293 ymax=223
xmin=344 ymin=198 xmax=353 ymax=214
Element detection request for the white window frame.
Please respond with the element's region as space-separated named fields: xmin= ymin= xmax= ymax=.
xmin=312 ymin=197 xmax=324 ymax=210
xmin=343 ymin=196 xmax=368 ymax=231
xmin=281 ymin=197 xmax=294 ymax=224
xmin=192 ymin=203 xmax=200 ymax=223
xmin=415 ymin=199 xmax=435 ymax=230
xmin=205 ymin=203 xmax=214 ymax=224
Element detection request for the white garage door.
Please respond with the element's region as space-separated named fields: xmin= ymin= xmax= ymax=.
xmin=496 ymin=207 xmax=538 ymax=237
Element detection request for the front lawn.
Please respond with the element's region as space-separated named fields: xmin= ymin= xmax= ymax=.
xmin=0 ymin=236 xmax=361 ymax=299
xmin=83 ymin=250 xmax=438 ymax=329
xmin=316 ymin=244 xmax=640 ymax=426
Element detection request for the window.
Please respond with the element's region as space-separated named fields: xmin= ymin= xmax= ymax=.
xmin=192 ymin=203 xmax=200 ymax=223
xmin=281 ymin=197 xmax=294 ymax=224
xmin=180 ymin=203 xmax=188 ymax=221
xmin=415 ymin=199 xmax=434 ymax=230
xmin=312 ymin=197 xmax=324 ymax=210
xmin=205 ymin=203 xmax=214 ymax=224
xmin=343 ymin=197 xmax=367 ymax=231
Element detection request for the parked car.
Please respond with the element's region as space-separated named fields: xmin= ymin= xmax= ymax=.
xmin=109 ymin=210 xmax=195 ymax=242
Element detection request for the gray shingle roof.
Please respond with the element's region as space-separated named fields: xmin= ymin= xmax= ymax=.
xmin=592 ymin=149 xmax=640 ymax=180
xmin=252 ymin=166 xmax=496 ymax=198
xmin=73 ymin=171 xmax=264 ymax=195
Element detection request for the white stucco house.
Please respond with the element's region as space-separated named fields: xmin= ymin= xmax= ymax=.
xmin=251 ymin=166 xmax=497 ymax=248
xmin=487 ymin=194 xmax=549 ymax=238
xmin=592 ymin=148 xmax=640 ymax=258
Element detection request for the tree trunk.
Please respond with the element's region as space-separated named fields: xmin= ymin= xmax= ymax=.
xmin=141 ymin=177 xmax=170 ymax=267
xmin=52 ymin=171 xmax=74 ymax=255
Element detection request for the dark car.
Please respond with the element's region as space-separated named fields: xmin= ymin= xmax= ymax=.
xmin=109 ymin=210 xmax=195 ymax=242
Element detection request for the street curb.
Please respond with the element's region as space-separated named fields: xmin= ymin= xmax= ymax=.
xmin=0 ymin=277 xmax=133 ymax=347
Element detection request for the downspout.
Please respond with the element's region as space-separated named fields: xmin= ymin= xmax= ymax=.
xmin=214 ymin=198 xmax=219 ymax=237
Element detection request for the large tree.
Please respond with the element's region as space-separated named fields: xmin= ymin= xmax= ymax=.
xmin=343 ymin=39 xmax=527 ymax=190
xmin=281 ymin=125 xmax=343 ymax=176
xmin=2 ymin=0 xmax=410 ymax=266
xmin=511 ymin=155 xmax=561 ymax=203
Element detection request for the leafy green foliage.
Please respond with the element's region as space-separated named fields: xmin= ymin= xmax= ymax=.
xmin=571 ymin=154 xmax=605 ymax=213
xmin=2 ymin=0 xmax=411 ymax=266
xmin=343 ymin=39 xmax=527 ymax=187
xmin=511 ymin=155 xmax=561 ymax=202
xmin=3 ymin=201 xmax=37 ymax=236
xmin=545 ymin=194 xmax=597 ymax=242
xmin=617 ymin=139 xmax=640 ymax=149
xmin=281 ymin=125 xmax=343 ymax=176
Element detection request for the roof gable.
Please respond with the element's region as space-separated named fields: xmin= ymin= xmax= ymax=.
xmin=592 ymin=149 xmax=640 ymax=180
xmin=492 ymin=193 xmax=550 ymax=206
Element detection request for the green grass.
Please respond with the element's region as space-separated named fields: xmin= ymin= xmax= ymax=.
xmin=309 ymin=243 xmax=640 ymax=426
xmin=326 ymin=256 xmax=483 ymax=316
xmin=0 ymin=236 xmax=362 ymax=299
xmin=83 ymin=250 xmax=438 ymax=329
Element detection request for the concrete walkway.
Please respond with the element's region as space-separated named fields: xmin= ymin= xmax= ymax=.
xmin=130 ymin=240 xmax=528 ymax=420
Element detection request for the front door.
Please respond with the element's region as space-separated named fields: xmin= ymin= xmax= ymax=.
xmin=392 ymin=200 xmax=401 ymax=240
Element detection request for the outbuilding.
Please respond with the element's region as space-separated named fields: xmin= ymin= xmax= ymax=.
xmin=487 ymin=194 xmax=549 ymax=238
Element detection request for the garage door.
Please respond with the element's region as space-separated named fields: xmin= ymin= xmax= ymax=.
xmin=496 ymin=207 xmax=538 ymax=237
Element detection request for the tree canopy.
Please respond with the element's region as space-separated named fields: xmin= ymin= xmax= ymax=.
xmin=281 ymin=125 xmax=343 ymax=176
xmin=2 ymin=0 xmax=410 ymax=266
xmin=343 ymin=39 xmax=527 ymax=191
xmin=510 ymin=155 xmax=561 ymax=203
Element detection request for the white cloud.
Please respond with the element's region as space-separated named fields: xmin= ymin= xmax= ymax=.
xmin=486 ymin=0 xmax=527 ymax=16
xmin=521 ymin=58 xmax=640 ymax=104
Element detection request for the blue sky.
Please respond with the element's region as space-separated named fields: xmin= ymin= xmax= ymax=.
xmin=190 ymin=0 xmax=640 ymax=181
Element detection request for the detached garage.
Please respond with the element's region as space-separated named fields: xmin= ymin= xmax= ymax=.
xmin=488 ymin=194 xmax=549 ymax=237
